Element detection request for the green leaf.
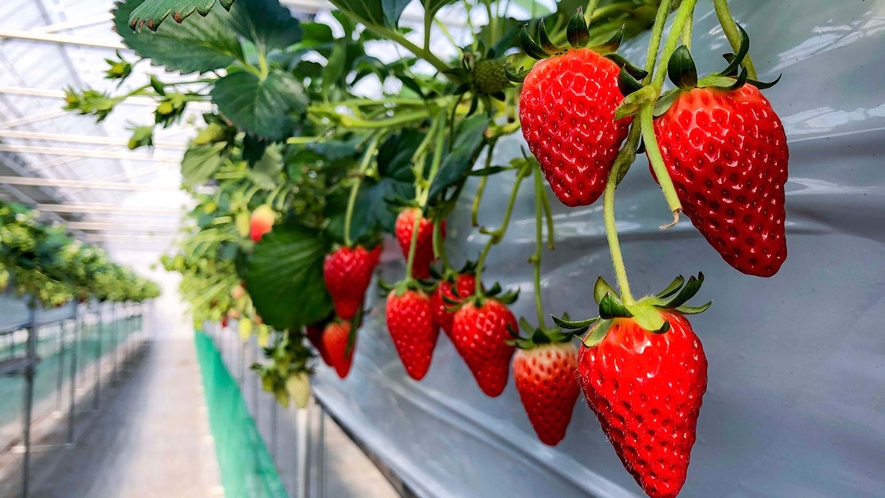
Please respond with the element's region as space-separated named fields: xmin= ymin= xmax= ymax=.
xmin=128 ymin=0 xmax=220 ymax=29
xmin=211 ymin=70 xmax=308 ymax=141
xmin=301 ymin=22 xmax=334 ymax=47
xmin=181 ymin=142 xmax=227 ymax=186
xmin=116 ymin=0 xmax=242 ymax=74
xmin=427 ymin=115 xmax=490 ymax=201
xmin=228 ymin=0 xmax=303 ymax=54
xmin=420 ymin=0 xmax=457 ymax=23
xmin=245 ymin=223 xmax=332 ymax=331
xmin=321 ymin=44 xmax=347 ymax=95
xmin=247 ymin=147 xmax=282 ymax=190
xmin=327 ymin=0 xmax=407 ymax=29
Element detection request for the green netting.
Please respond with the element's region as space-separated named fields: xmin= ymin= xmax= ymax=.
xmin=194 ymin=332 xmax=288 ymax=498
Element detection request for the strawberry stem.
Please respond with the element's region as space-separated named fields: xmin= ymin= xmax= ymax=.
xmin=471 ymin=141 xmax=496 ymax=227
xmin=603 ymin=155 xmax=635 ymax=305
xmin=344 ymin=134 xmax=381 ymax=247
xmin=651 ymin=0 xmax=700 ymax=91
xmin=713 ymin=0 xmax=758 ymax=79
xmin=432 ymin=220 xmax=450 ymax=270
xmin=682 ymin=3 xmax=695 ymax=50
xmin=585 ymin=0 xmax=601 ymax=22
xmin=405 ymin=212 xmax=422 ymax=281
xmin=532 ymin=161 xmax=547 ymax=328
xmin=640 ymin=105 xmax=683 ymax=223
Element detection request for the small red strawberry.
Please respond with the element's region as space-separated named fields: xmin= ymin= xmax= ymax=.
xmin=306 ymin=321 xmax=331 ymax=366
xmin=368 ymin=244 xmax=382 ymax=269
xmin=324 ymin=245 xmax=375 ymax=320
xmin=649 ymin=43 xmax=788 ymax=277
xmin=430 ymin=272 xmax=477 ymax=338
xmin=395 ymin=208 xmax=444 ymax=280
xmin=322 ymin=320 xmax=355 ymax=379
xmin=386 ymin=288 xmax=438 ymax=380
xmin=450 ymin=297 xmax=518 ymax=397
xmin=515 ymin=15 xmax=632 ymax=207
xmin=250 ymin=205 xmax=275 ymax=242
xmin=513 ymin=341 xmax=580 ymax=446
xmin=558 ymin=274 xmax=710 ymax=498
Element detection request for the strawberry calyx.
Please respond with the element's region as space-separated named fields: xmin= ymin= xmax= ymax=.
xmin=506 ymin=8 xmax=647 ymax=84
xmin=506 ymin=315 xmax=586 ymax=350
xmin=553 ymin=273 xmax=711 ymax=347
xmin=452 ymin=279 xmax=518 ymax=311
xmin=378 ymin=276 xmax=434 ymax=299
xmin=430 ymin=259 xmax=476 ymax=288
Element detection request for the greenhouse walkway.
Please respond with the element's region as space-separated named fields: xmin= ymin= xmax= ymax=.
xmin=13 ymin=338 xmax=223 ymax=498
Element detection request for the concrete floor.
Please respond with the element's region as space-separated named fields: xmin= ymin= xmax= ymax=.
xmin=0 ymin=336 xmax=400 ymax=498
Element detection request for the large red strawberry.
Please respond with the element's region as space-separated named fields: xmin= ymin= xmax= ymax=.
xmin=513 ymin=341 xmax=580 ymax=446
xmin=559 ymin=274 xmax=711 ymax=498
xmin=652 ymin=83 xmax=788 ymax=277
xmin=430 ymin=272 xmax=477 ymax=338
xmin=324 ymin=245 xmax=375 ymax=320
xmin=395 ymin=208 xmax=444 ymax=280
xmin=516 ymin=16 xmax=632 ymax=207
xmin=386 ymin=288 xmax=438 ymax=380
xmin=450 ymin=298 xmax=518 ymax=397
xmin=306 ymin=321 xmax=331 ymax=366
xmin=322 ymin=321 xmax=355 ymax=379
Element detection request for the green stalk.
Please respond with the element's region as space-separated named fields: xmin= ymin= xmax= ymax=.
xmin=713 ymin=0 xmax=757 ymax=79
xmin=682 ymin=3 xmax=695 ymax=50
xmin=433 ymin=221 xmax=450 ymax=270
xmin=641 ymin=105 xmax=682 ymax=223
xmin=642 ymin=0 xmax=674 ymax=81
xmin=344 ymin=134 xmax=381 ymax=247
xmin=540 ymin=184 xmax=555 ymax=250
xmin=471 ymin=141 xmax=496 ymax=227
xmin=651 ymin=0 xmax=699 ymax=91
xmin=339 ymin=111 xmax=429 ymax=129
xmin=474 ymin=166 xmax=529 ymax=295
xmin=404 ymin=213 xmax=422 ymax=281
xmin=603 ymin=158 xmax=634 ymax=305
xmin=585 ymin=0 xmax=601 ymax=21
xmin=532 ymin=163 xmax=546 ymax=329
xmin=375 ymin=27 xmax=450 ymax=75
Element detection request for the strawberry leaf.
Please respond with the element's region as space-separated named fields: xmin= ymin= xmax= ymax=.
xmin=427 ymin=115 xmax=491 ymax=202
xmin=181 ymin=142 xmax=227 ymax=187
xmin=227 ymin=0 xmax=302 ymax=54
xmin=211 ymin=70 xmax=308 ymax=142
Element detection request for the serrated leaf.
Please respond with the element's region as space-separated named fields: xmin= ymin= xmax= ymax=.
xmin=427 ymin=115 xmax=490 ymax=201
xmin=227 ymin=0 xmax=302 ymax=54
xmin=116 ymin=0 xmax=242 ymax=74
xmin=181 ymin=142 xmax=227 ymax=186
xmin=327 ymin=0 xmax=406 ymax=29
xmin=582 ymin=319 xmax=612 ymax=348
xmin=245 ymin=224 xmax=332 ymax=331
xmin=128 ymin=0 xmax=217 ymax=30
xmin=211 ymin=70 xmax=308 ymax=141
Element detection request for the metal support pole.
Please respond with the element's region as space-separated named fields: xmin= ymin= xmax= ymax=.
xmin=317 ymin=404 xmax=326 ymax=498
xmin=55 ymin=322 xmax=66 ymax=412
xmin=271 ymin=398 xmax=278 ymax=460
xmin=111 ymin=302 xmax=118 ymax=387
xmin=238 ymin=335 xmax=245 ymax=386
xmin=21 ymin=298 xmax=37 ymax=498
xmin=92 ymin=303 xmax=103 ymax=411
xmin=67 ymin=302 xmax=79 ymax=446
xmin=296 ymin=403 xmax=312 ymax=498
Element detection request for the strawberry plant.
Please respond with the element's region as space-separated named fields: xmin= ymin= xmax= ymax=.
xmin=62 ymin=0 xmax=792 ymax=495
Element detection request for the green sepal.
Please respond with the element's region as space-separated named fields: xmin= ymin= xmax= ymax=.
xmin=445 ymin=68 xmax=471 ymax=83
xmin=599 ymin=293 xmax=633 ymax=319
xmin=724 ymin=67 xmax=749 ymax=91
xmin=485 ymin=281 xmax=502 ymax=296
xmin=627 ymin=304 xmax=668 ymax=333
xmin=614 ymin=84 xmax=656 ymax=119
xmin=721 ymin=54 xmax=739 ymax=76
xmin=497 ymin=288 xmax=520 ymax=305
xmin=748 ymin=74 xmax=782 ymax=90
xmin=552 ymin=314 xmax=599 ymax=330
xmin=593 ymin=277 xmax=616 ymax=305
xmin=659 ymin=272 xmax=704 ymax=308
xmin=519 ymin=316 xmax=535 ymax=333
xmin=490 ymin=91 xmax=506 ymax=102
xmin=617 ymin=67 xmax=644 ymax=97
xmin=505 ymin=66 xmax=529 ymax=83
xmin=519 ymin=26 xmax=549 ymax=60
xmin=718 ymin=24 xmax=750 ymax=77
xmin=668 ymin=46 xmax=698 ymax=90
xmin=567 ymin=8 xmax=590 ymax=48
xmin=656 ymin=275 xmax=685 ymax=299
xmin=653 ymin=88 xmax=682 ymax=117
xmin=675 ymin=301 xmax=712 ymax=315
xmin=593 ymin=24 xmax=626 ymax=55
xmin=470 ymin=165 xmax=512 ymax=176
xmin=537 ymin=19 xmax=564 ymax=55
xmin=441 ymin=293 xmax=460 ymax=306
xmin=581 ymin=319 xmax=612 ymax=348
xmin=377 ymin=279 xmax=396 ymax=292
xmin=607 ymin=54 xmax=649 ymax=80
xmin=506 ymin=321 xmax=521 ymax=339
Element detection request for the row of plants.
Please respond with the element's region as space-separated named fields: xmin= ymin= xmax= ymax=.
xmin=0 ymin=200 xmax=161 ymax=308
xmin=67 ymin=0 xmax=789 ymax=496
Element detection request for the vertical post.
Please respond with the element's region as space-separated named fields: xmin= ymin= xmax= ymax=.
xmin=67 ymin=301 xmax=80 ymax=446
xmin=296 ymin=403 xmax=312 ymax=498
xmin=317 ymin=403 xmax=326 ymax=498
xmin=111 ymin=302 xmax=118 ymax=387
xmin=21 ymin=296 xmax=37 ymax=498
xmin=238 ymin=334 xmax=245 ymax=386
xmin=55 ymin=322 xmax=66 ymax=411
xmin=271 ymin=397 xmax=278 ymax=460
xmin=92 ymin=301 xmax=103 ymax=411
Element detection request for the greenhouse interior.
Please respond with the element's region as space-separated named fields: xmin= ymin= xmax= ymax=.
xmin=0 ymin=0 xmax=883 ymax=497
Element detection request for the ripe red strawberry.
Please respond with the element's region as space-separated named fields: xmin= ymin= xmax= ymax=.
xmin=324 ymin=245 xmax=374 ymax=320
xmin=386 ymin=289 xmax=438 ymax=380
xmin=322 ymin=321 xmax=355 ymax=379
xmin=652 ymin=84 xmax=788 ymax=277
xmin=250 ymin=205 xmax=275 ymax=242
xmin=450 ymin=299 xmax=517 ymax=397
xmin=430 ymin=273 xmax=477 ymax=338
xmin=306 ymin=321 xmax=332 ymax=366
xmin=368 ymin=244 xmax=382 ymax=269
xmin=578 ymin=311 xmax=707 ymax=498
xmin=395 ymin=208 xmax=444 ymax=280
xmin=513 ymin=342 xmax=580 ymax=446
xmin=520 ymin=48 xmax=631 ymax=207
